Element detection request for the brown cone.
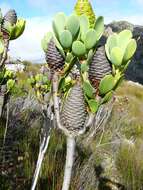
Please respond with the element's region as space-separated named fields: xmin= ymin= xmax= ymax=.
xmin=46 ymin=39 xmax=65 ymax=72
xmin=61 ymin=83 xmax=87 ymax=135
xmin=89 ymin=46 xmax=111 ymax=90
xmin=3 ymin=9 xmax=17 ymax=25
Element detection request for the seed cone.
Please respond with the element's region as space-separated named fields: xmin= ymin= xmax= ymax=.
xmin=3 ymin=9 xmax=17 ymax=25
xmin=74 ymin=0 xmax=96 ymax=28
xmin=46 ymin=39 xmax=65 ymax=72
xmin=89 ymin=46 xmax=112 ymax=89
xmin=61 ymin=83 xmax=87 ymax=135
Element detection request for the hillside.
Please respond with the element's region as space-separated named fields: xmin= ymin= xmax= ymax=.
xmin=0 ymin=79 xmax=143 ymax=190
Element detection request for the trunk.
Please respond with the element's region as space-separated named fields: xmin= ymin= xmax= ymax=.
xmin=0 ymin=85 xmax=7 ymax=117
xmin=62 ymin=137 xmax=76 ymax=190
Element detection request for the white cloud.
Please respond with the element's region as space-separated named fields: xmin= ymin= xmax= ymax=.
xmin=0 ymin=2 xmax=11 ymax=14
xmin=123 ymin=15 xmax=143 ymax=25
xmin=9 ymin=17 xmax=52 ymax=62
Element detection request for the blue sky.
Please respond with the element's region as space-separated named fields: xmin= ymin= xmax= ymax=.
xmin=1 ymin=0 xmax=143 ymax=20
xmin=0 ymin=0 xmax=143 ymax=62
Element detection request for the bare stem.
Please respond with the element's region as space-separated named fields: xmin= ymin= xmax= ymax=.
xmin=31 ymin=133 xmax=51 ymax=190
xmin=85 ymin=112 xmax=94 ymax=128
xmin=0 ymin=39 xmax=9 ymax=68
xmin=31 ymin=93 xmax=53 ymax=190
xmin=52 ymin=72 xmax=69 ymax=135
xmin=0 ymin=85 xmax=7 ymax=117
xmin=62 ymin=137 xmax=75 ymax=190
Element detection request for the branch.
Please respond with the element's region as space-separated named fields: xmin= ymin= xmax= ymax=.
xmin=0 ymin=39 xmax=9 ymax=68
xmin=31 ymin=134 xmax=51 ymax=190
xmin=52 ymin=72 xmax=70 ymax=135
xmin=0 ymin=85 xmax=7 ymax=117
xmin=62 ymin=137 xmax=75 ymax=190
xmin=31 ymin=92 xmax=53 ymax=190
xmin=85 ymin=112 xmax=95 ymax=128
xmin=31 ymin=116 xmax=52 ymax=190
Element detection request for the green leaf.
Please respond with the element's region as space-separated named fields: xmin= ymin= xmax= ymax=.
xmin=28 ymin=77 xmax=35 ymax=85
xmin=35 ymin=74 xmax=43 ymax=82
xmin=72 ymin=41 xmax=86 ymax=57
xmin=110 ymin=47 xmax=124 ymax=66
xmin=65 ymin=76 xmax=72 ymax=84
xmin=59 ymin=30 xmax=72 ymax=49
xmin=87 ymin=49 xmax=94 ymax=65
xmin=94 ymin=16 xmax=104 ymax=41
xmin=118 ymin=29 xmax=132 ymax=51
xmin=123 ymin=39 xmax=137 ymax=62
xmin=10 ymin=19 xmax=26 ymax=40
xmin=100 ymin=91 xmax=113 ymax=104
xmin=84 ymin=29 xmax=97 ymax=49
xmin=53 ymin=12 xmax=66 ymax=38
xmin=81 ymin=63 xmax=89 ymax=72
xmin=4 ymin=70 xmax=14 ymax=79
xmin=83 ymin=81 xmax=94 ymax=98
xmin=66 ymin=14 xmax=80 ymax=38
xmin=105 ymin=44 xmax=110 ymax=60
xmin=88 ymin=99 xmax=99 ymax=113
xmin=58 ymin=77 xmax=65 ymax=91
xmin=7 ymin=79 xmax=15 ymax=90
xmin=53 ymin=37 xmax=65 ymax=58
xmin=42 ymin=76 xmax=49 ymax=84
xmin=106 ymin=34 xmax=118 ymax=60
xmin=61 ymin=57 xmax=77 ymax=81
xmin=113 ymin=75 xmax=124 ymax=90
xmin=0 ymin=39 xmax=4 ymax=54
xmin=41 ymin=32 xmax=53 ymax=52
xmin=66 ymin=53 xmax=73 ymax=63
xmin=79 ymin=15 xmax=90 ymax=41
xmin=99 ymin=74 xmax=117 ymax=95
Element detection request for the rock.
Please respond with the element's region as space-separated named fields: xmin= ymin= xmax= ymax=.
xmin=107 ymin=21 xmax=134 ymax=33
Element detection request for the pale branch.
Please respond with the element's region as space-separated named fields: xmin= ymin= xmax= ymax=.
xmin=0 ymin=39 xmax=9 ymax=68
xmin=31 ymin=92 xmax=53 ymax=190
xmin=52 ymin=72 xmax=70 ymax=136
xmin=31 ymin=133 xmax=51 ymax=190
xmin=85 ymin=112 xmax=95 ymax=128
xmin=0 ymin=85 xmax=7 ymax=117
xmin=62 ymin=137 xmax=76 ymax=190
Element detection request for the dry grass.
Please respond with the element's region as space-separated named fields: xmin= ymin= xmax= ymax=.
xmin=116 ymin=138 xmax=143 ymax=190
